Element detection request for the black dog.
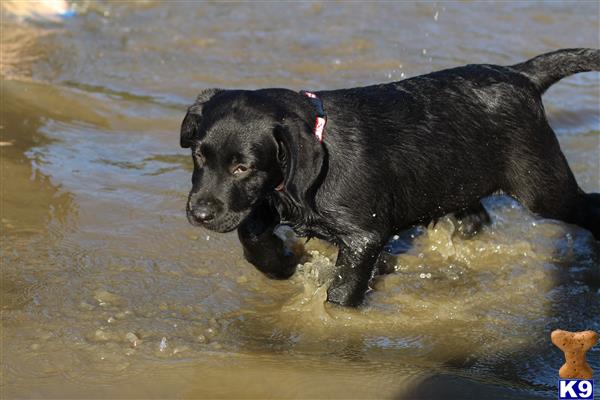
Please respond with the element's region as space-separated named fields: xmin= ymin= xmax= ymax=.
xmin=180 ymin=48 xmax=600 ymax=307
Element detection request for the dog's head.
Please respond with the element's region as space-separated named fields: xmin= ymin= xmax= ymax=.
xmin=180 ymin=88 xmax=325 ymax=232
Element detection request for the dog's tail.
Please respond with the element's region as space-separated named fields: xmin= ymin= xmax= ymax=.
xmin=511 ymin=48 xmax=600 ymax=94
xmin=576 ymin=192 xmax=600 ymax=240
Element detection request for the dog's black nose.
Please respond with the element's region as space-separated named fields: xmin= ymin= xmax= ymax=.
xmin=191 ymin=205 xmax=215 ymax=222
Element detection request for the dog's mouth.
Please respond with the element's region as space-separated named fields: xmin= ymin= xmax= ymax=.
xmin=186 ymin=208 xmax=249 ymax=233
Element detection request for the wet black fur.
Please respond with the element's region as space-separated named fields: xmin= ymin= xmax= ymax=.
xmin=181 ymin=48 xmax=600 ymax=306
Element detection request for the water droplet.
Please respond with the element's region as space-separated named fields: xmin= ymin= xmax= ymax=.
xmin=159 ymin=337 xmax=168 ymax=352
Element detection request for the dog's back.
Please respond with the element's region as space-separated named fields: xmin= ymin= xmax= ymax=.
xmin=315 ymin=49 xmax=599 ymax=237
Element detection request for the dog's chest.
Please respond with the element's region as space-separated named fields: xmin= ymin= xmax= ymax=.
xmin=278 ymin=209 xmax=335 ymax=241
xmin=288 ymin=222 xmax=334 ymax=241
xmin=273 ymin=195 xmax=341 ymax=241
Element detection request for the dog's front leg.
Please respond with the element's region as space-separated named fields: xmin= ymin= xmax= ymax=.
xmin=237 ymin=201 xmax=301 ymax=280
xmin=327 ymin=235 xmax=384 ymax=307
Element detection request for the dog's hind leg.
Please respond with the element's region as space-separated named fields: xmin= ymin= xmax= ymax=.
xmin=451 ymin=202 xmax=492 ymax=239
xmin=502 ymin=125 xmax=598 ymax=238
xmin=579 ymin=193 xmax=600 ymax=239
xmin=514 ymin=184 xmax=600 ymax=240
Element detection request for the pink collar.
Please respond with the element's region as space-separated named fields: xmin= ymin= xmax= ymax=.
xmin=301 ymin=90 xmax=327 ymax=142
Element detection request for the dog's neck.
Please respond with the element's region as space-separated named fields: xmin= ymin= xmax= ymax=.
xmin=274 ymin=90 xmax=327 ymax=194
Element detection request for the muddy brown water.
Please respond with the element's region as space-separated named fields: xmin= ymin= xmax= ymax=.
xmin=1 ymin=2 xmax=599 ymax=399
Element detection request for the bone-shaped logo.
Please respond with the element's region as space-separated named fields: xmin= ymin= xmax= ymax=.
xmin=551 ymin=329 xmax=598 ymax=379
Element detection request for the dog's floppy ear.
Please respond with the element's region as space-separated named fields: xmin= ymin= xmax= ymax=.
xmin=180 ymin=88 xmax=222 ymax=148
xmin=274 ymin=116 xmax=325 ymax=210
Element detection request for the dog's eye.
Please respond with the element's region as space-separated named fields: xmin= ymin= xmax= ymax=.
xmin=232 ymin=164 xmax=250 ymax=175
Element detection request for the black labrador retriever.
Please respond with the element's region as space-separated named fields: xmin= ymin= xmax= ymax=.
xmin=180 ymin=48 xmax=600 ymax=306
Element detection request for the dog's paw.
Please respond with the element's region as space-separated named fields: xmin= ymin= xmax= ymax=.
xmin=451 ymin=205 xmax=491 ymax=239
xmin=326 ymin=281 xmax=366 ymax=307
xmin=453 ymin=218 xmax=484 ymax=239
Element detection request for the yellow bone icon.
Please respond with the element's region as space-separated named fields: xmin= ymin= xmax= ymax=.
xmin=551 ymin=329 xmax=598 ymax=379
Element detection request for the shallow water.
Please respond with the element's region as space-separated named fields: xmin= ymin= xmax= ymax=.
xmin=1 ymin=2 xmax=599 ymax=399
